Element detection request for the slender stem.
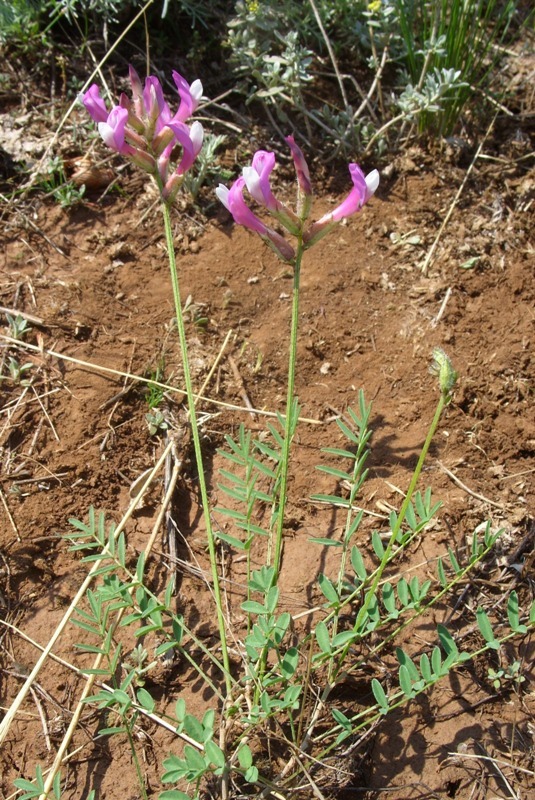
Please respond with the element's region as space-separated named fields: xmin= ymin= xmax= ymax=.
xmin=255 ymin=246 xmax=303 ymax=699
xmin=126 ymin=715 xmax=149 ymax=800
xmin=333 ymin=391 xmax=448 ymax=678
xmin=271 ymin=243 xmax=304 ymax=584
xmin=161 ymin=201 xmax=232 ymax=695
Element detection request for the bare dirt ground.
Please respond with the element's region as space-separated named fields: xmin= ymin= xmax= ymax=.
xmin=0 ymin=47 xmax=534 ymax=800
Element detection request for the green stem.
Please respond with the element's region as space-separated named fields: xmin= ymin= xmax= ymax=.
xmin=161 ymin=201 xmax=232 ymax=696
xmin=254 ymin=244 xmax=303 ymax=701
xmin=334 ymin=391 xmax=448 ymax=679
xmin=271 ymin=243 xmax=304 ymax=584
xmin=126 ymin=715 xmax=149 ymax=800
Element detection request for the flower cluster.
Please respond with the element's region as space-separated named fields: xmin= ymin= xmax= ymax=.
xmin=216 ymin=135 xmax=379 ymax=262
xmin=81 ymin=67 xmax=203 ymax=203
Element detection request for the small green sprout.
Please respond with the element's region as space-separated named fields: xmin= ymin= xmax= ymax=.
xmin=1 ymin=357 xmax=33 ymax=385
xmin=460 ymin=256 xmax=480 ymax=270
xmin=146 ymin=408 xmax=168 ymax=436
xmin=123 ymin=645 xmax=158 ymax=688
xmin=183 ymin=295 xmax=209 ymax=328
xmin=488 ymin=660 xmax=526 ymax=691
xmin=41 ymin=157 xmax=86 ymax=209
xmin=5 ymin=313 xmax=31 ymax=340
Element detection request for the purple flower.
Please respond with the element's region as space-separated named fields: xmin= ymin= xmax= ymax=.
xmin=216 ymin=178 xmax=295 ymax=262
xmin=242 ymin=151 xmax=279 ymax=211
xmin=80 ymin=66 xmax=204 ymax=202
xmin=172 ymin=71 xmax=203 ymax=123
xmin=98 ymin=106 xmax=132 ymax=155
xmin=304 ymin=164 xmax=379 ymax=246
xmin=166 ymin=120 xmax=204 ymax=175
xmin=82 ymin=84 xmax=108 ymax=124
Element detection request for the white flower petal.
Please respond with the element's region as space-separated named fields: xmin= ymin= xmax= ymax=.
xmin=215 ymin=185 xmax=230 ymax=210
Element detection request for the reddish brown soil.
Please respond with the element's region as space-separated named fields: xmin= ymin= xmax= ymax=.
xmin=1 ymin=81 xmax=534 ymax=799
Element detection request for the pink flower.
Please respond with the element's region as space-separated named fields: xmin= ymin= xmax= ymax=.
xmin=319 ymin=164 xmax=378 ymax=223
xmin=128 ymin=65 xmax=144 ymax=117
xmin=215 ymin=138 xmax=378 ymax=262
xmin=242 ymin=149 xmax=300 ymax=233
xmin=166 ymin=120 xmax=204 ymax=175
xmin=217 ymin=177 xmax=267 ymax=234
xmin=143 ymin=76 xmax=172 ymax=132
xmin=82 ymin=84 xmax=108 ymax=124
xmin=304 ymin=164 xmax=379 ymax=246
xmin=98 ymin=106 xmax=132 ymax=155
xmin=216 ymin=178 xmax=295 ymax=262
xmin=242 ymin=151 xmax=279 ymax=211
xmin=80 ymin=66 xmax=204 ymax=202
xmin=172 ymin=71 xmax=203 ymax=123
xmin=160 ymin=121 xmax=204 ymax=203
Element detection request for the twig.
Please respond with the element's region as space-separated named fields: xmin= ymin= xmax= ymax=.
xmin=447 ymin=750 xmax=534 ymax=779
xmin=0 ymin=487 xmax=21 ymax=542
xmin=29 ymin=686 xmax=51 ymax=752
xmin=437 ymin=461 xmax=505 ymax=509
xmin=365 ymin=27 xmax=386 ymax=120
xmin=307 ymin=0 xmax=350 ymax=114
xmin=458 ymin=744 xmax=521 ymax=800
xmin=363 ymin=112 xmax=406 ymax=156
xmin=31 ymin=383 xmax=60 ymax=442
xmin=153 ymin=436 xmax=184 ymax=561
xmin=196 ymin=328 xmax=234 ymax=401
xmin=0 ymin=306 xmax=45 ymax=327
xmin=431 ymin=287 xmax=452 ymax=327
xmin=98 ymin=384 xmax=135 ymax=410
xmin=421 ymin=108 xmax=499 ymax=275
xmin=501 ymin=467 xmax=535 ymax=481
xmin=27 ymin=406 xmax=45 ymax=457
xmin=0 ymin=388 xmax=62 ymax=417
xmin=0 ymin=334 xmax=322 ymax=424
xmin=352 ymin=42 xmax=389 ymax=126
xmin=228 ymin=355 xmax=258 ymax=421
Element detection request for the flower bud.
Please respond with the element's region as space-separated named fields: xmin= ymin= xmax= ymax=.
xmin=430 ymin=348 xmax=458 ymax=402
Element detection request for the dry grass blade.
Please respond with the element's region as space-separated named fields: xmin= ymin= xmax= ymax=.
xmin=420 ymin=109 xmax=499 ymax=275
xmin=447 ymin=751 xmax=534 ymax=779
xmin=437 ymin=461 xmax=505 ymax=509
xmin=0 ymin=306 xmax=45 ymax=327
xmin=0 ymin=334 xmax=321 ymax=424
